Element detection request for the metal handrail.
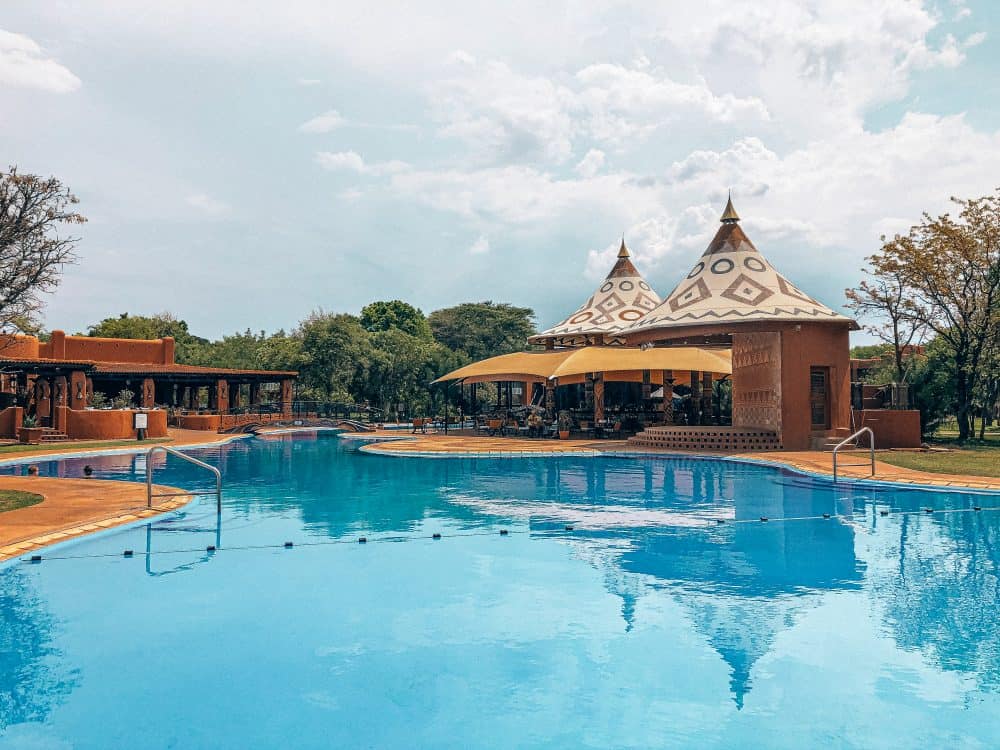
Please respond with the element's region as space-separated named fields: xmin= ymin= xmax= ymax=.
xmin=146 ymin=446 xmax=222 ymax=513
xmin=832 ymin=426 xmax=875 ymax=481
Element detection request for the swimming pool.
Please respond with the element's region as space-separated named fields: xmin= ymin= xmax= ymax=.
xmin=1 ymin=432 xmax=999 ymax=748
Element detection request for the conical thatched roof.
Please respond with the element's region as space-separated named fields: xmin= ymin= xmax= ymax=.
xmin=626 ymin=200 xmax=857 ymax=336
xmin=529 ymin=239 xmax=662 ymax=347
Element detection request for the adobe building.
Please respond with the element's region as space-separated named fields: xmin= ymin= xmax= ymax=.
xmin=0 ymin=330 xmax=296 ymax=442
xmin=624 ymin=198 xmax=920 ymax=451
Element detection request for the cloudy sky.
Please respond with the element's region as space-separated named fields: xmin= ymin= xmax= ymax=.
xmin=2 ymin=1 xmax=998 ymax=340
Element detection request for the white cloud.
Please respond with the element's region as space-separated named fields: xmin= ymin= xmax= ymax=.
xmin=0 ymin=28 xmax=80 ymax=93
xmin=298 ymin=109 xmax=346 ymax=133
xmin=574 ymin=149 xmax=605 ymax=177
xmin=430 ymin=57 xmax=769 ymax=163
xmin=297 ymin=77 xmax=321 ymax=86
xmin=315 ymin=150 xmax=411 ymax=176
xmin=469 ymin=234 xmax=489 ymax=254
xmin=185 ymin=193 xmax=231 ymax=217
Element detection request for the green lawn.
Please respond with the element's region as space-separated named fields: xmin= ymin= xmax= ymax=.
xmin=0 ymin=489 xmax=43 ymax=513
xmin=877 ymin=441 xmax=1000 ymax=478
xmin=0 ymin=437 xmax=169 ymax=456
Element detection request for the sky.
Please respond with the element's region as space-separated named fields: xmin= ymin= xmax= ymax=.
xmin=2 ymin=1 xmax=1000 ymax=341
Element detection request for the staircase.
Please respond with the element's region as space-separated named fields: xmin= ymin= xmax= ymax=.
xmin=810 ymin=427 xmax=854 ymax=451
xmin=628 ymin=426 xmax=782 ymax=452
xmin=39 ymin=428 xmax=71 ymax=443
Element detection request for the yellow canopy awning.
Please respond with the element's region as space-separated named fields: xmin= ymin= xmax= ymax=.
xmin=433 ymin=346 xmax=731 ymax=384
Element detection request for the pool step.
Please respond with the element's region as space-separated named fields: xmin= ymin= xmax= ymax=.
xmin=627 ymin=426 xmax=782 ymax=452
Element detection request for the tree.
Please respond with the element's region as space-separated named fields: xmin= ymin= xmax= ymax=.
xmin=85 ymin=312 xmax=207 ymax=363
xmin=846 ymin=268 xmax=925 ymax=382
xmin=858 ymin=193 xmax=1000 ymax=441
xmin=0 ymin=167 xmax=85 ymax=337
xmin=359 ymin=300 xmax=432 ymax=339
xmin=428 ymin=301 xmax=536 ymax=361
xmin=296 ymin=312 xmax=371 ymax=401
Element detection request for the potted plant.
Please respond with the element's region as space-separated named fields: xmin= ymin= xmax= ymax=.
xmin=19 ymin=414 xmax=43 ymax=445
xmin=557 ymin=410 xmax=573 ymax=440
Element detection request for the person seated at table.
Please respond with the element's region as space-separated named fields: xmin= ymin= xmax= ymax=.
xmin=527 ymin=411 xmax=543 ymax=437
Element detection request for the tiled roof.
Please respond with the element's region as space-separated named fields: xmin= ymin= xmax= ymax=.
xmin=0 ymin=356 xmax=295 ymax=378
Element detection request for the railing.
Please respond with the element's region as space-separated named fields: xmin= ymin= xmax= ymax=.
xmin=146 ymin=446 xmax=222 ymax=513
xmin=832 ymin=427 xmax=875 ymax=482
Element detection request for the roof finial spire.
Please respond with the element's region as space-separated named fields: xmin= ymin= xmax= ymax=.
xmin=618 ymin=235 xmax=629 ymax=258
xmin=721 ymin=191 xmax=740 ymax=224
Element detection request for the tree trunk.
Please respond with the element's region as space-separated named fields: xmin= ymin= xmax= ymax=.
xmin=955 ymin=367 xmax=971 ymax=442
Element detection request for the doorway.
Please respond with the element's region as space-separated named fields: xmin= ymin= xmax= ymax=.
xmin=810 ymin=367 xmax=830 ymax=430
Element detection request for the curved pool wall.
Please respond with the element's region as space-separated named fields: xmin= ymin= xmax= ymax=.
xmin=1 ymin=431 xmax=999 ymax=748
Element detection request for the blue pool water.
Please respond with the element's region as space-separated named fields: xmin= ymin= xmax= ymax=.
xmin=1 ymin=432 xmax=999 ymax=749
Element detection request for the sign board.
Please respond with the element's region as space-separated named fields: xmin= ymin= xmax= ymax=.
xmin=133 ymin=412 xmax=148 ymax=430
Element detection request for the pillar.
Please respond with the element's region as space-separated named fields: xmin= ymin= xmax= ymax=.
xmin=53 ymin=376 xmax=67 ymax=431
xmin=689 ymin=371 xmax=701 ymax=425
xmin=584 ymin=373 xmax=595 ymax=416
xmin=545 ymin=381 xmax=555 ymax=420
xmin=641 ymin=369 xmax=652 ymax=402
xmin=141 ymin=377 xmax=155 ymax=408
xmin=70 ymin=370 xmax=88 ymax=409
xmin=249 ymin=382 xmax=261 ymax=406
xmin=213 ymin=379 xmax=229 ymax=413
xmin=280 ymin=379 xmax=294 ymax=415
xmin=231 ymin=383 xmax=242 ymax=410
xmin=701 ymin=371 xmax=713 ymax=425
xmin=662 ymin=370 xmax=674 ymax=425
xmin=594 ymin=372 xmax=605 ymax=423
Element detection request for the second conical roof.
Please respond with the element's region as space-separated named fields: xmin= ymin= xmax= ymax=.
xmin=529 ymin=239 xmax=663 ymax=347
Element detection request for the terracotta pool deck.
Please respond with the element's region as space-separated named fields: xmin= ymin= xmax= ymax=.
xmin=0 ymin=429 xmax=244 ymax=563
xmin=357 ymin=430 xmax=1000 ymax=491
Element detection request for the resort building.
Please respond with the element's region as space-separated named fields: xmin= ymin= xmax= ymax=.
xmin=0 ymin=330 xmax=296 ymax=442
xmin=624 ymin=198 xmax=920 ymax=451
xmin=435 ymin=240 xmax=732 ymax=433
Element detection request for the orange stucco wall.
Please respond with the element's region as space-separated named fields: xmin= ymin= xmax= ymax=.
xmin=177 ymin=414 xmax=222 ymax=431
xmin=854 ymin=409 xmax=922 ymax=448
xmin=0 ymin=334 xmax=41 ymax=358
xmin=0 ymin=406 xmax=23 ymax=439
xmin=780 ymin=324 xmax=852 ymax=451
xmin=40 ymin=330 xmax=175 ymax=365
xmin=61 ymin=408 xmax=168 ymax=440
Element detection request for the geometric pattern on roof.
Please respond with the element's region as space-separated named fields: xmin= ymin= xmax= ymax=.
xmin=529 ymin=239 xmax=663 ymax=347
xmin=625 ymin=200 xmax=855 ymax=335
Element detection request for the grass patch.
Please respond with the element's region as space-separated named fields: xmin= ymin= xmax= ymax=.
xmin=878 ymin=441 xmax=1000 ymax=478
xmin=0 ymin=437 xmax=170 ymax=456
xmin=0 ymin=489 xmax=43 ymax=513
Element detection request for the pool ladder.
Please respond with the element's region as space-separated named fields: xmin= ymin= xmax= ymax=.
xmin=832 ymin=427 xmax=875 ymax=482
xmin=145 ymin=446 xmax=222 ymax=513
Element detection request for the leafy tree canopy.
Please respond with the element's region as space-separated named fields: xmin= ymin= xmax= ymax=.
xmin=360 ymin=300 xmax=431 ymax=340
xmin=428 ymin=301 xmax=536 ymax=361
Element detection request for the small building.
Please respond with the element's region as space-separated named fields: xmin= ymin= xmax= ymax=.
xmin=0 ymin=330 xmax=296 ymax=442
xmin=624 ymin=198 xmax=920 ymax=450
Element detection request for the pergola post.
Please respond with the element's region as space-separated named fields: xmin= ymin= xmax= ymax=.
xmin=280 ymin=379 xmax=294 ymax=415
xmin=701 ymin=371 xmax=713 ymax=425
xmin=662 ymin=370 xmax=674 ymax=425
xmin=689 ymin=371 xmax=701 ymax=425
xmin=249 ymin=382 xmax=261 ymax=406
xmin=593 ymin=372 xmax=605 ymax=424
xmin=141 ymin=377 xmax=155 ymax=408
